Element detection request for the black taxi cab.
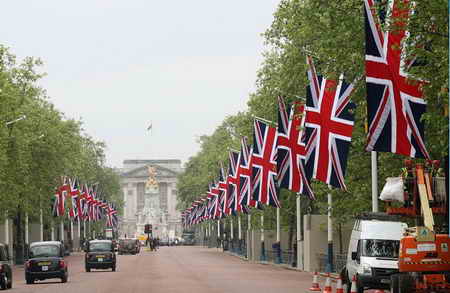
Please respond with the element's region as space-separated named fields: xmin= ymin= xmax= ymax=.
xmin=0 ymin=243 xmax=12 ymax=289
xmin=25 ymin=241 xmax=68 ymax=284
xmin=85 ymin=240 xmax=116 ymax=272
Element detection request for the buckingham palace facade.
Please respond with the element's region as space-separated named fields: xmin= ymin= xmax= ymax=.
xmin=118 ymin=159 xmax=183 ymax=240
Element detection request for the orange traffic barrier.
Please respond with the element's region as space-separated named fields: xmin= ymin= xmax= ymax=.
xmin=322 ymin=273 xmax=332 ymax=293
xmin=309 ymin=272 xmax=321 ymax=292
xmin=350 ymin=275 xmax=357 ymax=293
xmin=335 ymin=275 xmax=344 ymax=293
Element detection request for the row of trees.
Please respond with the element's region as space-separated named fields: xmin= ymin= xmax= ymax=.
xmin=177 ymin=0 xmax=448 ymax=241
xmin=0 ymin=45 xmax=123 ymax=246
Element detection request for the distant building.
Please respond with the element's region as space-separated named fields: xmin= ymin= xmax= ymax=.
xmin=118 ymin=159 xmax=183 ymax=239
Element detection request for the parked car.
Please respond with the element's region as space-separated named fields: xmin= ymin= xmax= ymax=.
xmin=25 ymin=241 xmax=68 ymax=284
xmin=118 ymin=238 xmax=137 ymax=255
xmin=85 ymin=240 xmax=116 ymax=272
xmin=0 ymin=243 xmax=12 ymax=289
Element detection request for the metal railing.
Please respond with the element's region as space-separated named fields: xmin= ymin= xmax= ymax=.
xmin=317 ymin=253 xmax=347 ymax=273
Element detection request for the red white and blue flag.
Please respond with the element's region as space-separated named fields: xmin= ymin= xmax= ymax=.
xmin=304 ymin=56 xmax=356 ymax=190
xmin=365 ymin=0 xmax=429 ymax=159
xmin=237 ymin=137 xmax=257 ymax=209
xmin=276 ymin=96 xmax=315 ymax=199
xmin=69 ymin=178 xmax=81 ymax=220
xmin=218 ymin=163 xmax=229 ymax=216
xmin=226 ymin=150 xmax=242 ymax=214
xmin=251 ymin=118 xmax=280 ymax=208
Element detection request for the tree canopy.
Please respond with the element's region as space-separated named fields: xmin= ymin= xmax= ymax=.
xmin=0 ymin=45 xmax=123 ymax=222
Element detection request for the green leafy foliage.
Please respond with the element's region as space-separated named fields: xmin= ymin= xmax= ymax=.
xmin=0 ymin=45 xmax=123 ymax=223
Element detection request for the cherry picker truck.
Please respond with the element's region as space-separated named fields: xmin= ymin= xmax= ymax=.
xmin=386 ymin=160 xmax=450 ymax=293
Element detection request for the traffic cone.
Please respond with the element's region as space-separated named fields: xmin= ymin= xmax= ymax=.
xmin=350 ymin=275 xmax=357 ymax=293
xmin=309 ymin=272 xmax=321 ymax=292
xmin=322 ymin=273 xmax=332 ymax=293
xmin=335 ymin=275 xmax=344 ymax=293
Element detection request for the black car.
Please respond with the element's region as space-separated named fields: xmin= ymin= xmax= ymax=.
xmin=118 ymin=238 xmax=137 ymax=255
xmin=85 ymin=240 xmax=116 ymax=272
xmin=0 ymin=243 xmax=12 ymax=289
xmin=25 ymin=241 xmax=68 ymax=284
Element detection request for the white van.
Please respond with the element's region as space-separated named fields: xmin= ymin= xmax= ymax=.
xmin=343 ymin=217 xmax=407 ymax=293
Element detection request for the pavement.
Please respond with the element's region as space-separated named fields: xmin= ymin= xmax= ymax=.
xmin=7 ymin=246 xmax=384 ymax=293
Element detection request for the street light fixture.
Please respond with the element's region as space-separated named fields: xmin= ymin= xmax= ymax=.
xmin=5 ymin=115 xmax=26 ymax=126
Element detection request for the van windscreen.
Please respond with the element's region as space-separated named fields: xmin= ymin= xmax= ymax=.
xmin=362 ymin=239 xmax=399 ymax=258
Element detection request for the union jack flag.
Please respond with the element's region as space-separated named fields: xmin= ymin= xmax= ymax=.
xmin=207 ymin=182 xmax=221 ymax=219
xmin=80 ymin=184 xmax=90 ymax=221
xmin=251 ymin=118 xmax=280 ymax=208
xmin=304 ymin=56 xmax=356 ymax=190
xmin=226 ymin=150 xmax=242 ymax=214
xmin=365 ymin=0 xmax=429 ymax=159
xmin=52 ymin=189 xmax=62 ymax=217
xmin=237 ymin=137 xmax=257 ymax=209
xmin=276 ymin=96 xmax=315 ymax=199
xmin=69 ymin=178 xmax=80 ymax=219
xmin=217 ymin=163 xmax=229 ymax=217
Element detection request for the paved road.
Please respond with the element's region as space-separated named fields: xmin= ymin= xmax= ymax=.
xmin=9 ymin=246 xmax=382 ymax=293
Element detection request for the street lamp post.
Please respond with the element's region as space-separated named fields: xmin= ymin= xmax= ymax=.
xmin=5 ymin=115 xmax=27 ymax=265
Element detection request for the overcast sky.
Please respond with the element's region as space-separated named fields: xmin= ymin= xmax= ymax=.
xmin=1 ymin=1 xmax=280 ymax=168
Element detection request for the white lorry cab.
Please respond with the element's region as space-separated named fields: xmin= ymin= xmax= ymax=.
xmin=343 ymin=214 xmax=407 ymax=293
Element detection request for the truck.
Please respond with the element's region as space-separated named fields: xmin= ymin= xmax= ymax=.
xmin=344 ymin=213 xmax=407 ymax=292
xmin=385 ymin=160 xmax=450 ymax=293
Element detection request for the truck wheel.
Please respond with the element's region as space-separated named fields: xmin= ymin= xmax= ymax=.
xmin=390 ymin=274 xmax=399 ymax=293
xmin=25 ymin=277 xmax=34 ymax=285
xmin=398 ymin=274 xmax=413 ymax=293
xmin=356 ymin=276 xmax=364 ymax=293
xmin=6 ymin=274 xmax=12 ymax=289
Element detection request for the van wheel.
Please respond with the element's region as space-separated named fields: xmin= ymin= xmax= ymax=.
xmin=398 ymin=274 xmax=413 ymax=293
xmin=391 ymin=274 xmax=399 ymax=293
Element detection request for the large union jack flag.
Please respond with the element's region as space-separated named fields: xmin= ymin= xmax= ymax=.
xmin=304 ymin=56 xmax=356 ymax=190
xmin=251 ymin=118 xmax=280 ymax=208
xmin=365 ymin=0 xmax=429 ymax=159
xmin=277 ymin=96 xmax=315 ymax=199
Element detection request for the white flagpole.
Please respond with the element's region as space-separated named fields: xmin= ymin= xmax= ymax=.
xmin=238 ymin=216 xmax=242 ymax=240
xmin=326 ymin=187 xmax=333 ymax=272
xmin=61 ymin=221 xmax=65 ymax=242
xmin=297 ymin=196 xmax=303 ymax=270
xmin=371 ymin=151 xmax=379 ymax=212
xmin=276 ymin=208 xmax=280 ymax=242
xmin=39 ymin=209 xmax=44 ymax=241
xmin=25 ymin=213 xmax=29 ymax=247
xmin=51 ymin=221 xmax=55 ymax=241
xmin=230 ymin=218 xmax=234 ymax=240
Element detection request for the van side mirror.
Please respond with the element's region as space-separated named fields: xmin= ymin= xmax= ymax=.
xmin=351 ymin=252 xmax=358 ymax=260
